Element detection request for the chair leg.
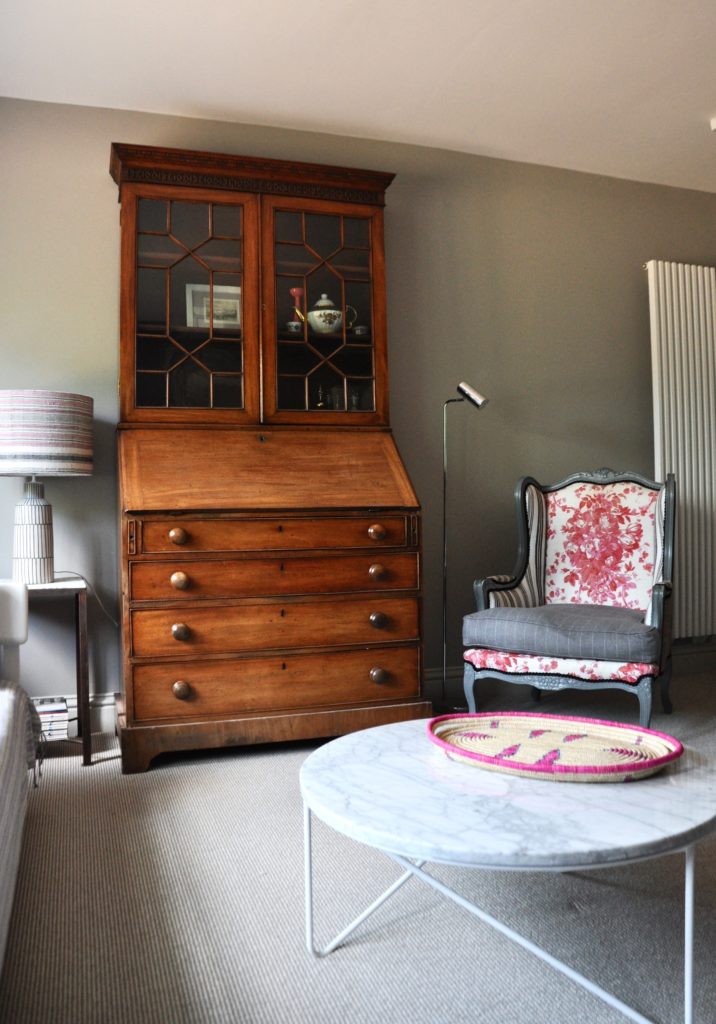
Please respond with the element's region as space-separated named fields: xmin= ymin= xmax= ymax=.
xmin=659 ymin=659 xmax=673 ymax=714
xmin=636 ymin=678 xmax=652 ymax=729
xmin=463 ymin=662 xmax=478 ymax=713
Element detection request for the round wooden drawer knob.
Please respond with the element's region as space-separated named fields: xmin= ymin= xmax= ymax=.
xmin=168 ymin=527 xmax=189 ymax=545
xmin=368 ymin=563 xmax=386 ymax=580
xmin=170 ymin=571 xmax=190 ymax=590
xmin=369 ymin=611 xmax=388 ymax=629
xmin=172 ymin=680 xmax=191 ymax=700
xmin=369 ymin=667 xmax=389 ymax=685
xmin=367 ymin=523 xmax=387 ymax=541
xmin=171 ymin=622 xmax=191 ymax=642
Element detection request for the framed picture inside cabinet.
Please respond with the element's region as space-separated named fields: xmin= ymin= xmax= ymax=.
xmin=186 ymin=284 xmax=241 ymax=329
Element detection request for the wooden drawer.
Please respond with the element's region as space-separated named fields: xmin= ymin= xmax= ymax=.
xmin=131 ymin=595 xmax=418 ymax=656
xmin=132 ymin=646 xmax=420 ymax=720
xmin=140 ymin=515 xmax=410 ymax=553
xmin=130 ymin=552 xmax=418 ymax=601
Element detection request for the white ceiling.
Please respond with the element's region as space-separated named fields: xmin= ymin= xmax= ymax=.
xmin=2 ymin=0 xmax=715 ymax=193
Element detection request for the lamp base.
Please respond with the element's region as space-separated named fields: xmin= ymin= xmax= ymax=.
xmin=12 ymin=478 xmax=54 ymax=585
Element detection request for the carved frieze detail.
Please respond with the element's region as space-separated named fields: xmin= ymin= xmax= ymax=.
xmin=122 ymin=167 xmax=382 ymax=205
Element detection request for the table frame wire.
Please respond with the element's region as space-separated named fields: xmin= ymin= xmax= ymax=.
xmin=304 ymin=804 xmax=696 ymax=1024
xmin=28 ymin=580 xmax=91 ymax=766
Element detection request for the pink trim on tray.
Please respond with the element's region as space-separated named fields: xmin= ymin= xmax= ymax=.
xmin=426 ymin=712 xmax=683 ymax=778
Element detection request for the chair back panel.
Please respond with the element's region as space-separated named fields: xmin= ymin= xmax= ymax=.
xmin=522 ymin=484 xmax=547 ymax=605
xmin=544 ymin=481 xmax=660 ymax=610
xmin=487 ymin=484 xmax=547 ymax=609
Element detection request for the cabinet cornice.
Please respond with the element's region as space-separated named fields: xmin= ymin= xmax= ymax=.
xmin=110 ymin=142 xmax=394 ymax=206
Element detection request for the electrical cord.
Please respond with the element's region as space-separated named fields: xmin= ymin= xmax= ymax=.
xmin=53 ymin=570 xmax=120 ymax=629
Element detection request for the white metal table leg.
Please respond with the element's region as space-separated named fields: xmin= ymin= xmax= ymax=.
xmin=304 ymin=803 xmax=421 ymax=957
xmin=388 ymin=854 xmax=657 ymax=1024
xmin=684 ymin=845 xmax=695 ymax=1024
xmin=305 ymin=806 xmax=699 ymax=1024
xmin=304 ymin=803 xmax=316 ymax=955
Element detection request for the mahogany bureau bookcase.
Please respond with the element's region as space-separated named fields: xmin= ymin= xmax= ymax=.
xmin=110 ymin=143 xmax=430 ymax=772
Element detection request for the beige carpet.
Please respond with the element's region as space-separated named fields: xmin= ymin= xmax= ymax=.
xmin=1 ymin=651 xmax=715 ymax=1024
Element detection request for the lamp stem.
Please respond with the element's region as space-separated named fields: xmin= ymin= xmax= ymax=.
xmin=12 ymin=476 xmax=54 ymax=585
xmin=442 ymin=398 xmax=464 ymax=708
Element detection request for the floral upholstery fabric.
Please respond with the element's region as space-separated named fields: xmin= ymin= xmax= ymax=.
xmin=464 ymin=647 xmax=659 ymax=685
xmin=544 ymin=482 xmax=659 ymax=610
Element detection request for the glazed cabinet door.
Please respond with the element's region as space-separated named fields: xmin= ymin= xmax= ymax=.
xmin=260 ymin=195 xmax=389 ymax=425
xmin=119 ymin=183 xmax=261 ymax=423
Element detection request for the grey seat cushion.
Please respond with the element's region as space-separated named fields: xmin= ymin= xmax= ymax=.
xmin=462 ymin=603 xmax=660 ymax=663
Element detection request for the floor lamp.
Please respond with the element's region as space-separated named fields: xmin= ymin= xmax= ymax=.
xmin=442 ymin=381 xmax=489 ymax=711
xmin=0 ymin=390 xmax=94 ymax=584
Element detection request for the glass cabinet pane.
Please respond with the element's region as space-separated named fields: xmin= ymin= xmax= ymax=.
xmin=135 ymin=199 xmax=245 ymax=409
xmin=272 ymin=209 xmax=376 ymax=413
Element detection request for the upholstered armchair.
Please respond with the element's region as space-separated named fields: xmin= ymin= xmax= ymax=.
xmin=463 ymin=469 xmax=676 ymax=728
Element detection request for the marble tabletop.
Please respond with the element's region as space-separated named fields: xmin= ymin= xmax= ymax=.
xmin=300 ymin=718 xmax=716 ymax=870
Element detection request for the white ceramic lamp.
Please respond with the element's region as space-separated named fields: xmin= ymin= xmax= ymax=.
xmin=0 ymin=390 xmax=93 ymax=584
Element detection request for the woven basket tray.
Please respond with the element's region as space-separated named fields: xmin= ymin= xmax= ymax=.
xmin=427 ymin=712 xmax=683 ymax=782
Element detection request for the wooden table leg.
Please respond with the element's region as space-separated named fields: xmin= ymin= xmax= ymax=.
xmin=75 ymin=587 xmax=91 ymax=765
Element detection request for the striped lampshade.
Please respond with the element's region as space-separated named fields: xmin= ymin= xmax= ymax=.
xmin=0 ymin=390 xmax=93 ymax=477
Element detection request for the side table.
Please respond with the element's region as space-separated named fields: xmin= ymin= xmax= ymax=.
xmin=27 ymin=579 xmax=91 ymax=766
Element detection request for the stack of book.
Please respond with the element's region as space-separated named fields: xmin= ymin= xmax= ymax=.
xmin=33 ymin=697 xmax=70 ymax=741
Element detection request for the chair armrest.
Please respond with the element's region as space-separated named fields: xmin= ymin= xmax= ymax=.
xmin=646 ymin=580 xmax=673 ymax=626
xmin=474 ymin=574 xmax=535 ymax=612
xmin=646 ymin=581 xmax=673 ymax=669
xmin=473 ymin=476 xmax=546 ymax=612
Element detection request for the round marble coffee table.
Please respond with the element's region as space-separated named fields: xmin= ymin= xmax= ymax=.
xmin=300 ymin=718 xmax=716 ymax=1024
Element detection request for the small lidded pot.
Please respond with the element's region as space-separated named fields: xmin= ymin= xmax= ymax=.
xmin=300 ymin=294 xmax=356 ymax=335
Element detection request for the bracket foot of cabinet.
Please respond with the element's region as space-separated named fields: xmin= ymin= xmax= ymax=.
xmin=117 ymin=699 xmax=432 ymax=774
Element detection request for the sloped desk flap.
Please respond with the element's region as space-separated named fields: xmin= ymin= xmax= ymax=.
xmin=119 ymin=428 xmax=419 ymax=513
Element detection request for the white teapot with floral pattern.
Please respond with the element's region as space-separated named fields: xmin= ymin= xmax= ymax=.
xmin=297 ymin=294 xmax=357 ymax=335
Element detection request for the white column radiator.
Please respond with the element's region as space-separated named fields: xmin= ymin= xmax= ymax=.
xmin=647 ymin=259 xmax=716 ymax=639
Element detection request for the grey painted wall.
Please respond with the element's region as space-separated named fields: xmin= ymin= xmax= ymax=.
xmin=1 ymin=97 xmax=715 ymax=709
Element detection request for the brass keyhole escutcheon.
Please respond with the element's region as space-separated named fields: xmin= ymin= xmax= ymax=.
xmin=171 ymin=622 xmax=191 ymax=642
xmin=168 ymin=527 xmax=188 ymax=546
xmin=172 ymin=680 xmax=191 ymax=700
xmin=170 ymin=571 xmax=190 ymax=590
xmin=368 ymin=523 xmax=387 ymax=541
